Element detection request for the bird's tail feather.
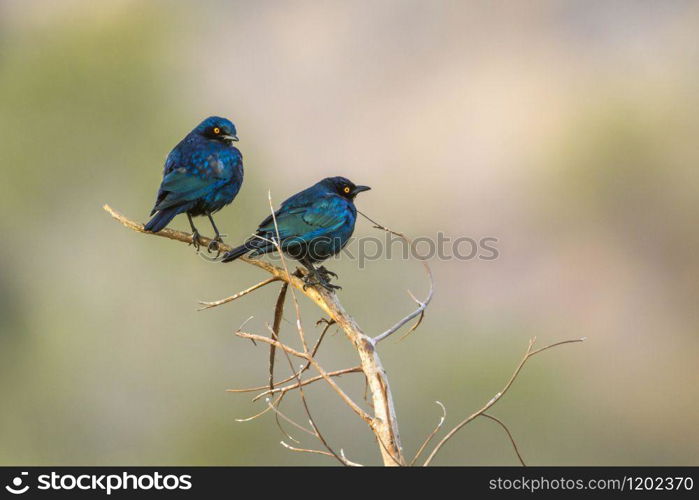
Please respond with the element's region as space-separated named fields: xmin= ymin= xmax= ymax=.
xmin=144 ymin=208 xmax=179 ymax=233
xmin=221 ymin=242 xmax=255 ymax=263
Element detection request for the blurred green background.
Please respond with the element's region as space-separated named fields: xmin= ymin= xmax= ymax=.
xmin=1 ymin=0 xmax=698 ymax=466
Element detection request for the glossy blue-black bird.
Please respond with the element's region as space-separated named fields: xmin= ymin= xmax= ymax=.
xmin=144 ymin=116 xmax=243 ymax=252
xmin=221 ymin=176 xmax=370 ymax=290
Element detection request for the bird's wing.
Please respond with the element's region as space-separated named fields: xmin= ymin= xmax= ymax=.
xmin=153 ymin=152 xmax=238 ymax=211
xmin=255 ymin=183 xmax=324 ymax=230
xmin=258 ymin=195 xmax=349 ymax=243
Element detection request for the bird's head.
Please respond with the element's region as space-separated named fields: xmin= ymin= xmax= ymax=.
xmin=321 ymin=176 xmax=371 ymax=200
xmin=194 ymin=116 xmax=239 ymax=144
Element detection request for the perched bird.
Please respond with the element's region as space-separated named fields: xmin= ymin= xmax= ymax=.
xmin=221 ymin=176 xmax=370 ymax=290
xmin=144 ymin=116 xmax=244 ymax=252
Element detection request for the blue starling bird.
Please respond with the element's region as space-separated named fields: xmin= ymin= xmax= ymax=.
xmin=144 ymin=116 xmax=244 ymax=252
xmin=221 ymin=177 xmax=370 ymax=290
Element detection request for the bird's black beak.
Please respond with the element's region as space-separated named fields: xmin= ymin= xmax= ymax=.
xmin=224 ymin=134 xmax=239 ymax=142
xmin=351 ymin=185 xmax=371 ymax=196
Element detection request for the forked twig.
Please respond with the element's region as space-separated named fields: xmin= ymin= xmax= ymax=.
xmin=423 ymin=336 xmax=585 ymax=466
xmin=235 ymin=332 xmax=371 ymax=425
xmin=226 ymin=319 xmax=335 ymax=395
xmin=357 ymin=211 xmax=434 ymax=344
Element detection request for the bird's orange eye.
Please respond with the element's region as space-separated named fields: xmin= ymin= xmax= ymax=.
xmin=213 ymin=127 xmax=221 ymax=134
xmin=343 ymin=186 xmax=351 ymax=194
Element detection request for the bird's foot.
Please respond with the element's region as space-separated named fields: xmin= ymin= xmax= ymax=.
xmin=317 ymin=266 xmax=338 ymax=279
xmin=321 ymin=281 xmax=342 ymax=292
xmin=302 ymin=271 xmax=342 ymax=292
xmin=207 ymin=235 xmax=225 ymax=256
xmin=320 ymin=280 xmax=342 ymax=291
xmin=316 ymin=266 xmax=341 ymax=290
xmin=189 ymin=229 xmax=203 ymax=252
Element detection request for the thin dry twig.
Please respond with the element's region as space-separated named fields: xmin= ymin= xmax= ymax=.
xmin=235 ymin=331 xmax=372 ymax=425
xmin=280 ymin=441 xmax=335 ymax=459
xmin=269 ymin=392 xmax=302 ymax=444
xmin=422 ymin=336 xmax=585 ymax=466
xmin=269 ymin=283 xmax=289 ymax=390
xmin=197 ymin=277 xmax=279 ymax=310
xmin=340 ymin=449 xmax=363 ymax=467
xmin=481 ymin=412 xmax=526 ymax=466
xmin=234 ymin=394 xmax=281 ymax=422
xmin=232 ymin=312 xmax=309 ymax=446
xmin=226 ymin=318 xmax=335 ymax=395
xmin=267 ymin=321 xmax=346 ymax=463
xmin=409 ymin=401 xmax=446 ymax=466
xmin=255 ymin=366 xmax=363 ymax=401
xmin=357 ymin=211 xmax=434 ymax=344
xmin=277 ymin=345 xmax=347 ymax=465
xmin=281 ymin=440 xmax=362 ymax=466
xmin=264 ymin=397 xmax=316 ymax=437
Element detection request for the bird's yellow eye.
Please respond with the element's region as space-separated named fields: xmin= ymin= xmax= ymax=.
xmin=213 ymin=127 xmax=221 ymax=134
xmin=343 ymin=186 xmax=351 ymax=194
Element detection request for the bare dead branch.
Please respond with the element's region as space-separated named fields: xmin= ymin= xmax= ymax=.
xmin=106 ymin=204 xmax=582 ymax=467
xmin=105 ymin=204 xmax=403 ymax=465
xmin=423 ymin=336 xmax=585 ymax=466
xmin=104 ymin=204 xmax=325 ymax=296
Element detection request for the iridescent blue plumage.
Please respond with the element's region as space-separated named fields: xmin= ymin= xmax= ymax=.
xmin=221 ymin=177 xmax=370 ymax=290
xmin=144 ymin=116 xmax=244 ymax=251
